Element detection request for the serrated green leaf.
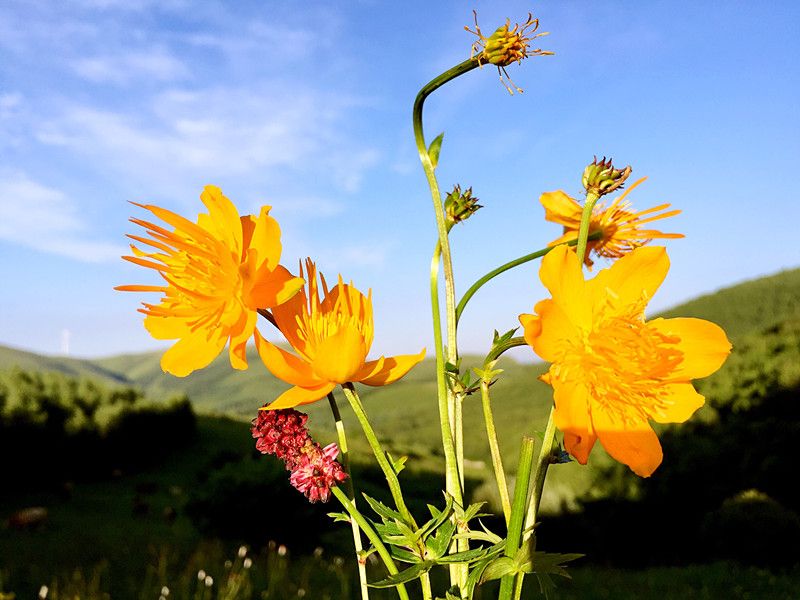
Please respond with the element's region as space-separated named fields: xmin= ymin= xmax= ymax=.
xmin=387 ymin=451 xmax=408 ymax=475
xmin=428 ymin=132 xmax=444 ymax=169
xmin=426 ymin=520 xmax=456 ymax=559
xmin=327 ymin=511 xmax=350 ymax=523
xmin=479 ymin=556 xmax=516 ymax=583
xmin=362 ymin=493 xmax=404 ymax=524
xmin=462 ymin=501 xmax=487 ymax=523
xmin=465 ymin=555 xmax=493 ymax=597
xmin=389 ymin=547 xmax=422 ymax=564
xmin=436 ymin=547 xmax=487 ymax=564
xmin=419 ymin=494 xmax=454 ymax=540
xmin=368 ymin=561 xmax=434 ymax=588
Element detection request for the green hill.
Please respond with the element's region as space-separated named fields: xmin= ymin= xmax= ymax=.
xmin=1 ymin=266 xmax=799 ymax=511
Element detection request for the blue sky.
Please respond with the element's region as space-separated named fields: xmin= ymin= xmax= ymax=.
xmin=1 ymin=0 xmax=798 ymax=360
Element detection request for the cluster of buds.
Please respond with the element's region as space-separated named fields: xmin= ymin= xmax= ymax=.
xmin=582 ymin=156 xmax=632 ymax=198
xmin=252 ymin=408 xmax=347 ymax=503
xmin=444 ymin=184 xmax=482 ymax=227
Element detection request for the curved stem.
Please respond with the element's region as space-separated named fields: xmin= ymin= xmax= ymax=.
xmin=341 ymin=383 xmax=416 ymax=528
xmin=455 ymin=232 xmax=603 ymax=325
xmin=328 ymin=392 xmax=369 ymax=600
xmin=431 ymin=241 xmax=459 ymax=501
xmin=415 ymin=59 xmax=479 ymax=592
xmin=480 ymin=380 xmax=511 ymax=525
xmin=486 ymin=336 xmax=527 ymax=364
xmin=332 ymin=487 xmax=410 ymax=600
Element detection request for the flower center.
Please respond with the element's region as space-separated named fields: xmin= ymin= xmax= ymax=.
xmin=554 ymin=299 xmax=682 ymax=423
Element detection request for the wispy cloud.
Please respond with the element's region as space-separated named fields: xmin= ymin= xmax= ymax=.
xmin=36 ymin=83 xmax=378 ymax=199
xmin=0 ymin=171 xmax=125 ymax=262
xmin=70 ymin=47 xmax=189 ymax=84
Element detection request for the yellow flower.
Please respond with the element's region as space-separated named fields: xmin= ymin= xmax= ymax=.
xmin=116 ymin=185 xmax=304 ymax=377
xmin=519 ymin=245 xmax=731 ymax=477
xmin=255 ymin=259 xmax=425 ymax=409
xmin=540 ymin=177 xmax=684 ymax=268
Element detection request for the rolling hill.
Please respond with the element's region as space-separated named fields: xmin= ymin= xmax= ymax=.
xmin=2 ymin=266 xmax=799 ymax=510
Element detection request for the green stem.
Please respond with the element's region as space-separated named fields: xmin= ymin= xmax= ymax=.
xmin=430 ymin=241 xmax=460 ymax=503
xmin=332 ymin=487 xmax=410 ymax=600
xmin=455 ymin=233 xmax=603 ymax=325
xmin=328 ymin=392 xmax=369 ymax=600
xmin=341 ymin=383 xmax=416 ymax=527
xmin=420 ymin=572 xmax=433 ymax=600
xmin=498 ymin=436 xmax=536 ymax=600
xmin=415 ymin=59 xmax=479 ymax=592
xmin=512 ymin=408 xmax=558 ymax=600
xmin=575 ymin=192 xmax=600 ymax=263
xmin=480 ymin=381 xmax=511 ymax=525
xmin=486 ymin=336 xmax=527 ymax=364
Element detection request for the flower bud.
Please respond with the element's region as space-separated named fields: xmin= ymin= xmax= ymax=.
xmin=444 ymin=185 xmax=482 ymax=226
xmin=582 ymin=156 xmax=632 ymax=198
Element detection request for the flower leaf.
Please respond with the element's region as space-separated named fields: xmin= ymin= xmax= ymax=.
xmin=428 ymin=133 xmax=444 ymax=169
xmin=368 ymin=561 xmax=434 ymax=588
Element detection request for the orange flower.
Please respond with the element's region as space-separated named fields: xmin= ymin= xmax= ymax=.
xmin=540 ymin=177 xmax=683 ymax=268
xmin=255 ymin=259 xmax=425 ymax=409
xmin=519 ymin=245 xmax=731 ymax=477
xmin=116 ymin=186 xmax=304 ymax=377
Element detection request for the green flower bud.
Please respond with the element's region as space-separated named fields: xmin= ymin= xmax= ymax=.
xmin=444 ymin=185 xmax=482 ymax=227
xmin=582 ymin=156 xmax=632 ymax=198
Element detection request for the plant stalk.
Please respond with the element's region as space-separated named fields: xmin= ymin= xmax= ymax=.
xmin=327 ymin=392 xmax=369 ymax=600
xmin=480 ymin=380 xmax=511 ymax=525
xmin=341 ymin=383 xmax=416 ymax=528
xmin=332 ymin=487 xmax=411 ymax=600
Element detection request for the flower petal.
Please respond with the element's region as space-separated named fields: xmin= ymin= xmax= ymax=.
xmin=254 ymin=330 xmax=320 ymax=387
xmin=246 ymin=264 xmax=305 ymax=310
xmin=357 ymin=349 xmax=426 ymax=386
xmin=144 ymin=313 xmax=190 ymax=340
xmin=160 ymin=326 xmax=227 ymax=377
xmin=649 ymin=317 xmax=732 ymax=380
xmin=539 ymin=245 xmax=590 ymax=330
xmin=552 ymin=379 xmax=597 ymax=464
xmin=199 ymin=185 xmax=242 ymax=254
xmin=589 ymin=246 xmax=669 ymax=307
xmin=228 ymin=309 xmax=257 ymax=371
xmin=540 ymin=190 xmax=582 ymax=227
xmin=521 ymin=299 xmax=578 ymax=363
xmin=592 ymin=406 xmax=663 ymax=477
xmin=249 ymin=205 xmax=282 ymax=271
xmin=310 ymin=325 xmax=367 ymax=383
xmin=352 ymin=356 xmax=386 ymax=382
xmin=650 ymin=383 xmax=706 ymax=424
xmin=267 ymin=382 xmax=337 ymax=409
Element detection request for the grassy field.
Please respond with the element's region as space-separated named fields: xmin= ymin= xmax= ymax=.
xmin=2 ymin=266 xmax=800 ymax=597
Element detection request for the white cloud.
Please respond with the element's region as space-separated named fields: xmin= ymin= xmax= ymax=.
xmin=70 ymin=47 xmax=189 ymax=84
xmin=0 ymin=171 xmax=126 ymax=262
xmin=36 ymin=84 xmax=378 ymax=199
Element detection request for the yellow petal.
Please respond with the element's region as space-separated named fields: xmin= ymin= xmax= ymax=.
xmin=650 ymin=383 xmax=706 ymax=424
xmin=310 ymin=325 xmax=367 ymax=383
xmin=357 ymin=349 xmax=426 ymax=386
xmin=522 ymin=299 xmax=578 ymax=363
xmin=539 ymin=245 xmax=590 ymax=330
xmin=552 ymin=379 xmax=596 ymax=464
xmin=589 ymin=246 xmax=669 ymax=308
xmin=540 ymin=190 xmax=582 ymax=227
xmin=144 ymin=313 xmax=190 ymax=340
xmin=246 ymin=264 xmax=305 ymax=310
xmin=254 ymin=330 xmax=320 ymax=387
xmin=649 ymin=317 xmax=732 ymax=380
xmin=267 ymin=382 xmax=337 ymax=409
xmin=352 ymin=356 xmax=386 ymax=382
xmin=160 ymin=327 xmax=227 ymax=377
xmin=249 ymin=206 xmax=281 ymax=271
xmin=199 ymin=185 xmax=242 ymax=254
xmin=592 ymin=406 xmax=663 ymax=477
xmin=228 ymin=309 xmax=257 ymax=371
xmin=271 ymin=282 xmax=310 ymax=358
